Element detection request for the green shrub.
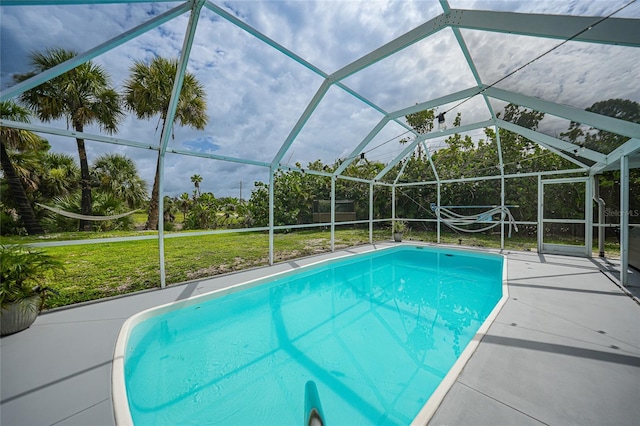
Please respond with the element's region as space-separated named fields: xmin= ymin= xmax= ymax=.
xmin=0 ymin=245 xmax=64 ymax=309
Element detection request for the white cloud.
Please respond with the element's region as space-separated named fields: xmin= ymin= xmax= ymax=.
xmin=448 ymin=0 xmax=629 ymax=16
xmin=1 ymin=0 xmax=638 ymax=198
xmin=494 ymin=42 xmax=640 ymax=109
xmin=341 ymin=27 xmax=479 ymax=113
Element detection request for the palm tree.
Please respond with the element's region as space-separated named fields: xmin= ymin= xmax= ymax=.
xmin=14 ymin=48 xmax=123 ymax=231
xmin=191 ymin=174 xmax=203 ymax=196
xmin=91 ymin=153 xmax=148 ymax=209
xmin=40 ymin=152 xmax=80 ymax=200
xmin=4 ymin=146 xmax=43 ymax=195
xmin=178 ymin=192 xmax=191 ymax=221
xmin=0 ymin=101 xmax=46 ymax=234
xmin=123 ymin=57 xmax=208 ymax=230
xmin=163 ymin=195 xmax=178 ymax=225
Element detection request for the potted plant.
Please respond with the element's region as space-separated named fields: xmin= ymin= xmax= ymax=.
xmin=393 ymin=220 xmax=406 ymax=242
xmin=1 ymin=245 xmax=63 ymax=336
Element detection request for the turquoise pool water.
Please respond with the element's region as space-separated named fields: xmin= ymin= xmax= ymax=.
xmin=124 ymin=246 xmax=503 ymax=425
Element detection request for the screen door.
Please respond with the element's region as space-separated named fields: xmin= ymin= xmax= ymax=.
xmin=538 ymin=177 xmax=592 ymax=257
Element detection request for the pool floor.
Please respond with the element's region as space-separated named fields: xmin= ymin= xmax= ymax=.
xmin=122 ymin=247 xmax=503 ymax=424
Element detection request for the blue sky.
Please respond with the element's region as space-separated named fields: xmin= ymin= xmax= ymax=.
xmin=1 ymin=0 xmax=638 ymax=198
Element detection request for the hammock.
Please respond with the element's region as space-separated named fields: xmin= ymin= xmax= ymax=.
xmin=36 ymin=203 xmax=140 ymax=221
xmin=431 ymin=204 xmax=519 ymax=237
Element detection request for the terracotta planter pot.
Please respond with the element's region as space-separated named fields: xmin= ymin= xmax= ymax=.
xmin=1 ymin=295 xmax=41 ymax=336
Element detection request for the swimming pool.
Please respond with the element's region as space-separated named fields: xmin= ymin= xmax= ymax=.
xmin=112 ymin=245 xmax=507 ymax=425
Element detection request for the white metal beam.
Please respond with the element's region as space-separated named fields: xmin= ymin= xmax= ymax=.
xmin=450 ymin=27 xmax=498 ymax=121
xmin=389 ymin=87 xmax=481 ymax=119
xmin=450 ymin=9 xmax=640 ymax=47
xmin=444 ymin=1 xmax=509 ymax=249
xmin=157 ymin=0 xmax=205 ymax=289
xmin=0 ymin=2 xmax=191 ymax=102
xmin=204 ymin=0 xmax=397 ymax=122
xmin=1 ymin=1 xmax=173 ymax=4
xmin=203 ymin=1 xmax=326 ymax=78
xmin=398 ymin=167 xmax=588 ymax=186
xmin=330 ymin=176 xmax=336 ymax=252
xmin=0 ymin=119 xmax=158 ymax=151
xmin=421 ymin=141 xmax=440 ymax=181
xmin=374 ymin=120 xmax=493 ymax=181
xmin=374 ymin=139 xmax=424 ymax=182
xmin=166 ymin=148 xmax=270 ymax=168
xmin=206 ymin=0 xmax=431 ymax=164
xmin=495 ymin=119 xmax=606 ymax=164
xmin=591 ymin=138 xmax=640 ymax=174
xmin=437 ymin=182 xmax=441 ymax=242
xmin=496 ymin=120 xmax=591 ymax=169
xmin=393 ymin=155 xmax=411 ymax=185
xmin=0 ymin=119 xmax=275 ymax=169
xmin=620 ymin=155 xmax=630 ymax=286
xmin=537 ymin=175 xmax=543 ymax=252
xmin=369 ymin=182 xmax=374 ymax=243
xmin=532 ymin=139 xmax=593 ymax=170
xmin=158 ymin=0 xmax=204 ymax=156
xmin=496 ymin=128 xmax=505 ymax=249
xmin=422 ymin=119 xmax=494 ymax=141
xmin=270 ymin=79 xmax=332 ymax=169
xmin=392 ymin=186 xmax=396 ymax=225
xmin=383 ymin=88 xmax=485 ymax=182
xmin=448 ymin=17 xmax=508 ymax=218
xmin=440 ymin=1 xmax=498 ymax=119
xmin=268 ymin=169 xmax=275 ymax=265
xmin=337 ymin=175 xmax=373 ymax=185
xmin=486 ymin=87 xmax=640 ymax=140
xmin=330 ymin=13 xmax=448 ymax=82
xmin=333 ymin=117 xmax=389 ymax=175
xmin=443 ymin=1 xmax=500 ymax=190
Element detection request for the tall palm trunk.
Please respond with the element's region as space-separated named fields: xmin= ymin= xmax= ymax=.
xmin=145 ymin=156 xmax=161 ymax=230
xmin=74 ymin=122 xmax=93 ymax=231
xmin=0 ymin=141 xmax=44 ymax=235
xmin=145 ymin=122 xmax=166 ymax=230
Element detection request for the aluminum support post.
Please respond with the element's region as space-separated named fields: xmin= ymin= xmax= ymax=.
xmin=620 ymin=155 xmax=630 ymax=286
xmin=497 ymin=128 xmax=505 ymax=250
xmin=585 ymin=176 xmax=594 ymax=257
xmin=369 ymin=182 xmax=374 ymax=244
xmin=537 ymin=175 xmax=543 ymax=252
xmin=331 ymin=176 xmax=336 ymax=252
xmin=268 ymin=169 xmax=275 ymax=265
xmin=437 ymin=183 xmax=441 ymax=243
xmin=594 ymin=176 xmax=606 ymax=257
xmin=392 ymin=186 xmax=396 ymax=241
xmin=158 ymin=155 xmax=166 ymax=289
xmin=501 ymin=174 xmax=506 ymax=250
xmin=156 ymin=0 xmax=205 ymax=289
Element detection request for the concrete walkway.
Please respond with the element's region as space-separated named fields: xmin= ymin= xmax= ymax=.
xmin=431 ymin=251 xmax=640 ymax=425
xmin=1 ymin=244 xmax=639 ymax=425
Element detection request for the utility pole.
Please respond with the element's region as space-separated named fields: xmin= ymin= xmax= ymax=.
xmin=239 ymin=180 xmax=242 ymax=201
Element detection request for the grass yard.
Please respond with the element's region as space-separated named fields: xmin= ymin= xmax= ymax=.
xmin=1 ymin=226 xmax=621 ymax=310
xmin=13 ymin=228 xmax=389 ymax=309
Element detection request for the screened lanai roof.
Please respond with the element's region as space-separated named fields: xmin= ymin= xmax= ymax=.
xmin=1 ymin=0 xmax=639 ymax=194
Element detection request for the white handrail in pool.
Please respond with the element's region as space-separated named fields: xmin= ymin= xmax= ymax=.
xmin=305 ymin=380 xmax=325 ymax=426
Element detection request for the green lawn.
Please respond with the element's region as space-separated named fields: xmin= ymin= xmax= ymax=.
xmin=1 ymin=227 xmax=620 ymax=310
xmin=5 ymin=228 xmax=390 ymax=309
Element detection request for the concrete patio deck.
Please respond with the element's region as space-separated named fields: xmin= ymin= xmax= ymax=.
xmin=1 ymin=244 xmax=639 ymax=426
